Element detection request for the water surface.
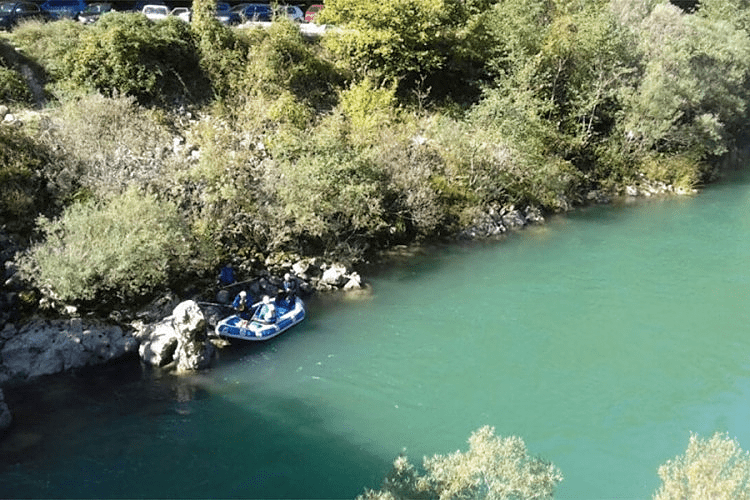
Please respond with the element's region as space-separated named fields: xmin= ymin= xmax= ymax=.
xmin=2 ymin=170 xmax=750 ymax=499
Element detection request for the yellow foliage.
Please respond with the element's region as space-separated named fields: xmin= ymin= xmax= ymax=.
xmin=654 ymin=432 xmax=750 ymax=500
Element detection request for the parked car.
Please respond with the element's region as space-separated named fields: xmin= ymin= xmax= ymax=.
xmin=0 ymin=1 xmax=52 ymax=29
xmin=215 ymin=3 xmax=239 ymax=25
xmin=76 ymin=2 xmax=112 ymax=24
xmin=40 ymin=0 xmax=87 ymax=19
xmin=132 ymin=0 xmax=163 ymax=12
xmin=230 ymin=2 xmax=249 ymax=14
xmin=141 ymin=3 xmax=168 ymax=20
xmin=304 ymin=3 xmax=323 ymax=23
xmin=274 ymin=4 xmax=302 ymax=22
xmin=239 ymin=3 xmax=271 ymax=22
xmin=170 ymin=6 xmax=189 ymax=22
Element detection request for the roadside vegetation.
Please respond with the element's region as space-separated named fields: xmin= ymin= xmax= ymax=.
xmin=1 ymin=0 xmax=749 ymax=311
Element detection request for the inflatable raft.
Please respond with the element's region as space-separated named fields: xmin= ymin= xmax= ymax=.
xmin=215 ymin=297 xmax=306 ymax=341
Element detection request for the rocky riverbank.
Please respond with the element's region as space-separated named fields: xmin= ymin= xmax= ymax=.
xmin=1 ymin=182 xmax=700 ymax=435
xmin=0 ymin=251 xmax=372 ymax=433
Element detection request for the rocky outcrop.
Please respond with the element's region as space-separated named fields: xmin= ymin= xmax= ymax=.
xmin=133 ymin=300 xmax=214 ymax=373
xmin=623 ymin=172 xmax=698 ymax=198
xmin=0 ymin=318 xmax=137 ymax=384
xmin=458 ymin=204 xmax=544 ymax=240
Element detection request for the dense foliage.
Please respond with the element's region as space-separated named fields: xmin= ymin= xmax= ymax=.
xmin=62 ymin=13 xmax=209 ymax=104
xmin=17 ymin=187 xmax=193 ymax=305
xmin=2 ymin=0 xmax=750 ymax=310
xmin=361 ymin=429 xmax=750 ymax=500
xmin=654 ymin=432 xmax=750 ymax=500
xmin=358 ymin=426 xmax=563 ymax=500
xmin=0 ymin=65 xmax=31 ymax=103
xmin=0 ymin=126 xmax=53 ymax=233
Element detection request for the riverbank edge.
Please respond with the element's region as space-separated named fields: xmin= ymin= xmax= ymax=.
xmin=2 ymin=149 xmax=748 ymax=434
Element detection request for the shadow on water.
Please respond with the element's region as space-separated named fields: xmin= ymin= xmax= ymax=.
xmin=0 ymin=351 xmax=391 ymax=499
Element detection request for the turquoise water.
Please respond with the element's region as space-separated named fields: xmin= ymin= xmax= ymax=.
xmin=2 ymin=170 xmax=750 ymax=499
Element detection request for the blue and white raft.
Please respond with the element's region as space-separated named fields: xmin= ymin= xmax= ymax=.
xmin=215 ymin=297 xmax=306 ymax=341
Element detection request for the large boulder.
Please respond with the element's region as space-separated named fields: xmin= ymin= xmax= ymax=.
xmin=0 ymin=318 xmax=137 ymax=382
xmin=320 ymin=263 xmax=349 ymax=287
xmin=136 ymin=300 xmax=214 ymax=372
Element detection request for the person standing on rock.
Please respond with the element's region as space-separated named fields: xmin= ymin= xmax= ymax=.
xmin=282 ymin=273 xmax=298 ymax=308
xmin=232 ymin=291 xmax=254 ymax=320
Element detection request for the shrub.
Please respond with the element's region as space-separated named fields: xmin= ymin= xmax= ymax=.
xmin=262 ymin=130 xmax=386 ymax=256
xmin=236 ymin=19 xmax=342 ymax=122
xmin=340 ymin=78 xmax=398 ymax=145
xmin=191 ymin=0 xmax=246 ymax=99
xmin=638 ymin=154 xmax=702 ymax=191
xmin=359 ymin=426 xmax=563 ymax=500
xmin=0 ymin=65 xmax=31 ymax=103
xmin=61 ymin=13 xmax=208 ymax=104
xmin=17 ymin=186 xmax=193 ymax=306
xmin=176 ymin=113 xmax=269 ymax=259
xmin=0 ymin=125 xmax=53 ymax=234
xmin=654 ymin=432 xmax=750 ymax=500
xmin=320 ymin=0 xmax=455 ymax=88
xmin=9 ymin=19 xmax=84 ymax=87
xmin=375 ymin=136 xmax=450 ymax=240
xmin=40 ymin=93 xmax=174 ymax=196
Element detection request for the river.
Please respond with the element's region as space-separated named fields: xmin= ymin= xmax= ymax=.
xmin=1 ymin=169 xmax=749 ymax=499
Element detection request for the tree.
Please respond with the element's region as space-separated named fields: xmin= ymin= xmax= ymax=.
xmin=319 ymin=0 xmax=465 ymax=94
xmin=618 ymin=3 xmax=750 ymax=160
xmin=654 ymin=432 xmax=750 ymax=500
xmin=358 ymin=426 xmax=563 ymax=500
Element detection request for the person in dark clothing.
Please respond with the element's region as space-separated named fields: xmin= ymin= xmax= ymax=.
xmin=232 ymin=291 xmax=254 ymax=320
xmin=282 ymin=273 xmax=298 ymax=307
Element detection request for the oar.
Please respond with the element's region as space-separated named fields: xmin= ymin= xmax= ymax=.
xmin=196 ymin=301 xmax=234 ymax=309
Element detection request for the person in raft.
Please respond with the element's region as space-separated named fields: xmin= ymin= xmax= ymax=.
xmin=256 ymin=295 xmax=277 ymax=324
xmin=232 ymin=291 xmax=254 ymax=320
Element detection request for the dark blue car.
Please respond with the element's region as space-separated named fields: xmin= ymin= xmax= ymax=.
xmin=40 ymin=0 xmax=87 ymax=19
xmin=239 ymin=3 xmax=272 ymax=22
xmin=215 ymin=3 xmax=240 ymax=25
xmin=0 ymin=1 xmax=52 ymax=29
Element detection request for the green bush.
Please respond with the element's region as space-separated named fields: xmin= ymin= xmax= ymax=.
xmin=234 ymin=19 xmax=342 ymax=123
xmin=262 ymin=126 xmax=386 ymax=256
xmin=340 ymin=78 xmax=398 ymax=144
xmin=0 ymin=65 xmax=31 ymax=103
xmin=18 ymin=186 xmax=193 ymax=306
xmin=638 ymin=154 xmax=702 ymax=191
xmin=191 ymin=0 xmax=247 ymax=99
xmin=9 ymin=19 xmax=84 ymax=87
xmin=61 ymin=13 xmax=209 ymax=104
xmin=320 ymin=0 xmax=456 ymax=89
xmin=374 ymin=134 xmax=451 ymax=240
xmin=41 ymin=93 xmax=174 ymax=196
xmin=176 ymin=114 xmax=270 ymax=261
xmin=0 ymin=125 xmax=52 ymax=234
